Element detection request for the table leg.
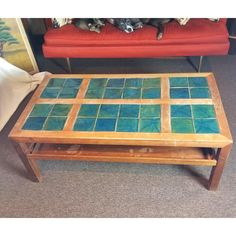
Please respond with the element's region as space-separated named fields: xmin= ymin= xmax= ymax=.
xmin=13 ymin=142 xmax=41 ymax=182
xmin=208 ymin=144 xmax=232 ymax=190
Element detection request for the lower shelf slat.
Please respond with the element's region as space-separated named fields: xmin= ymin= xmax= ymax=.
xmin=27 ymin=144 xmax=217 ymax=166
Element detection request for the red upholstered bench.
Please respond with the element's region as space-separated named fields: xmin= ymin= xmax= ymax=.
xmin=42 ymin=19 xmax=229 ymax=71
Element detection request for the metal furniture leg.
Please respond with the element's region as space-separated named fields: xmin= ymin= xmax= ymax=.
xmin=198 ymin=56 xmax=203 ymax=72
xmin=66 ymin=58 xmax=72 ymax=73
xmin=187 ymin=56 xmax=204 ymax=72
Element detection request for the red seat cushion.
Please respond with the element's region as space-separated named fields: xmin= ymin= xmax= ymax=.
xmin=44 ymin=19 xmax=229 ymax=46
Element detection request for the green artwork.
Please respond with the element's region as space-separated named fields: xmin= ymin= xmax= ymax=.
xmin=0 ymin=19 xmax=19 ymax=58
xmin=0 ymin=18 xmax=38 ymax=73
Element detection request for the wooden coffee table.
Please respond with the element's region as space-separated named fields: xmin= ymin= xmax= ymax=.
xmin=9 ymin=73 xmax=233 ymax=190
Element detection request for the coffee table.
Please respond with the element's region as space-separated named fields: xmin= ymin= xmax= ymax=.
xmin=9 ymin=73 xmax=233 ymax=190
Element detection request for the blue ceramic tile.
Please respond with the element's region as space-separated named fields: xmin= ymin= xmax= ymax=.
xmin=73 ymin=118 xmax=95 ymax=131
xmin=119 ymin=105 xmax=139 ymax=118
xmin=50 ymin=104 xmax=72 ymax=116
xmin=143 ymin=78 xmax=160 ymax=87
xmin=78 ymin=104 xmax=100 ymax=117
xmin=142 ymin=88 xmax=161 ymax=99
xmin=58 ymin=88 xmax=78 ymax=98
xmin=63 ymin=78 xmax=82 ymax=88
xmin=29 ymin=104 xmax=53 ymax=117
xmin=85 ymin=89 xmax=104 ymax=98
xmin=125 ymin=78 xmax=143 ymax=87
xmin=43 ymin=117 xmax=67 ymax=131
xmin=103 ymin=88 xmax=123 ymax=99
xmin=117 ymin=118 xmax=138 ymax=132
xmin=140 ymin=105 xmax=160 ymax=118
xmin=170 ymin=88 xmax=189 ymax=99
xmin=169 ymin=77 xmax=188 ymax=87
xmin=171 ymin=105 xmax=192 ymax=118
xmin=106 ymin=79 xmax=125 ymax=87
xmin=22 ymin=117 xmax=46 ymax=130
xmin=98 ymin=104 xmax=119 ymax=118
xmin=40 ymin=88 xmax=61 ymax=98
xmin=47 ymin=78 xmax=65 ymax=87
xmin=171 ymin=118 xmax=194 ymax=133
xmin=192 ymin=105 xmax=216 ymax=118
xmin=190 ymin=88 xmax=211 ymax=98
xmin=194 ymin=119 xmax=220 ymax=133
xmin=188 ymin=77 xmax=208 ymax=87
xmin=88 ymin=79 xmax=107 ymax=89
xmin=95 ymin=118 xmax=116 ymax=131
xmin=123 ymin=88 xmax=141 ymax=99
xmin=140 ymin=118 xmax=160 ymax=132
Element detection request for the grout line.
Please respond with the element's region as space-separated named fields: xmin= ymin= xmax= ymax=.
xmin=93 ymin=104 xmax=101 ymax=131
xmin=138 ymin=104 xmax=141 ymax=132
xmin=114 ymin=105 xmax=120 ymax=132
xmin=190 ymin=105 xmax=196 ymax=133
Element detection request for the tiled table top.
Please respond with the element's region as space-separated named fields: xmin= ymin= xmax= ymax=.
xmin=9 ymin=73 xmax=232 ymax=147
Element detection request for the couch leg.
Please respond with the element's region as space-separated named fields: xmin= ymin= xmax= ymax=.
xmin=66 ymin=58 xmax=72 ymax=73
xmin=187 ymin=56 xmax=204 ymax=72
xmin=198 ymin=56 xmax=203 ymax=72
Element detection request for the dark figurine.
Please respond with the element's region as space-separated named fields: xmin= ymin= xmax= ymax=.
xmin=75 ymin=18 xmax=105 ymax=33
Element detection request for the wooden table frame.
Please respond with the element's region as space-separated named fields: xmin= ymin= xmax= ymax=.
xmin=9 ymin=73 xmax=233 ymax=190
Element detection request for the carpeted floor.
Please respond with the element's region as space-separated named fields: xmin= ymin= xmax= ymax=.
xmin=0 ymin=56 xmax=236 ymax=217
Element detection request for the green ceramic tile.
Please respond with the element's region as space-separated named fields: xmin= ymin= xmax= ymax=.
xmin=88 ymin=79 xmax=107 ymax=89
xmin=140 ymin=105 xmax=160 ymax=118
xmin=143 ymin=78 xmax=160 ymax=87
xmin=188 ymin=77 xmax=208 ymax=87
xmin=73 ymin=118 xmax=95 ymax=131
xmin=29 ymin=104 xmax=53 ymax=117
xmin=171 ymin=118 xmax=194 ymax=133
xmin=43 ymin=117 xmax=67 ymax=131
xmin=190 ymin=88 xmax=211 ymax=98
xmin=194 ymin=119 xmax=220 ymax=133
xmin=98 ymin=104 xmax=119 ymax=118
xmin=142 ymin=88 xmax=161 ymax=99
xmin=63 ymin=78 xmax=82 ymax=88
xmin=169 ymin=77 xmax=188 ymax=87
xmin=125 ymin=78 xmax=143 ymax=87
xmin=170 ymin=88 xmax=189 ymax=99
xmin=22 ymin=117 xmax=46 ymax=130
xmin=171 ymin=105 xmax=192 ymax=118
xmin=103 ymin=88 xmax=123 ymax=99
xmin=85 ymin=88 xmax=104 ymax=98
xmin=40 ymin=88 xmax=61 ymax=98
xmin=106 ymin=79 xmax=125 ymax=87
xmin=58 ymin=88 xmax=78 ymax=98
xmin=117 ymin=118 xmax=138 ymax=132
xmin=95 ymin=118 xmax=116 ymax=131
xmin=50 ymin=104 xmax=72 ymax=116
xmin=192 ymin=105 xmax=216 ymax=118
xmin=78 ymin=104 xmax=100 ymax=117
xmin=140 ymin=118 xmax=160 ymax=133
xmin=47 ymin=78 xmax=65 ymax=87
xmin=119 ymin=105 xmax=139 ymax=118
xmin=123 ymin=88 xmax=141 ymax=99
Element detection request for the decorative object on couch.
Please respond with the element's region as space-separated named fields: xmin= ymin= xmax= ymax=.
xmin=52 ymin=18 xmax=73 ymax=29
xmin=75 ymin=18 xmax=105 ymax=33
xmin=0 ymin=57 xmax=49 ymax=131
xmin=0 ymin=18 xmax=38 ymax=74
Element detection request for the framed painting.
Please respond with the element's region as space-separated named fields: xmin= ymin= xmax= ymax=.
xmin=0 ymin=18 xmax=39 ymax=74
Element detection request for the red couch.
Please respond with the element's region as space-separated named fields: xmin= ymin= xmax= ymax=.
xmin=42 ymin=19 xmax=229 ymax=60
